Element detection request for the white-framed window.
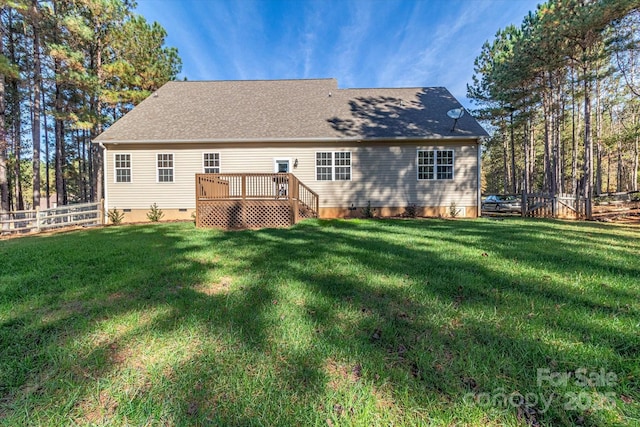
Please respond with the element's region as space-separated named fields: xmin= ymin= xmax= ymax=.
xmin=114 ymin=153 xmax=131 ymax=183
xmin=436 ymin=150 xmax=454 ymax=179
xmin=316 ymin=151 xmax=351 ymax=181
xmin=417 ymin=149 xmax=454 ymax=180
xmin=157 ymin=153 xmax=174 ymax=182
xmin=203 ymin=152 xmax=220 ymax=173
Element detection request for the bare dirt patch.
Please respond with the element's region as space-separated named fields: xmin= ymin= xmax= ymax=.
xmin=196 ymin=276 xmax=233 ymax=296
xmin=75 ymin=389 xmax=118 ymax=424
xmin=324 ymin=358 xmax=362 ymax=391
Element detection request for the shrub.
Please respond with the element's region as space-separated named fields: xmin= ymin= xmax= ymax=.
xmin=107 ymin=208 xmax=125 ymax=225
xmin=147 ymin=203 xmax=165 ymax=222
xmin=404 ymin=203 xmax=418 ymax=218
xmin=449 ymin=202 xmax=461 ymax=218
xmin=361 ymin=201 xmax=376 ymax=218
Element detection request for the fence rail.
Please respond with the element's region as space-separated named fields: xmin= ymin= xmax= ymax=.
xmin=1 ymin=201 xmax=104 ymax=235
xmin=522 ymin=193 xmax=587 ymax=219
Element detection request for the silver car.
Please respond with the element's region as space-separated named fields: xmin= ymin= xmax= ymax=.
xmin=482 ymin=195 xmax=521 ymax=213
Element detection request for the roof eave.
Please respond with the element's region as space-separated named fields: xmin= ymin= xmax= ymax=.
xmin=93 ymin=135 xmax=485 ymax=145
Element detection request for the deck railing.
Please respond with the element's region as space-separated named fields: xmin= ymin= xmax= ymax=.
xmin=196 ymin=173 xmax=319 ymax=228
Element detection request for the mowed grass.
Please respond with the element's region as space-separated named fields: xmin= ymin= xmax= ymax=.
xmin=0 ymin=218 xmax=638 ymax=426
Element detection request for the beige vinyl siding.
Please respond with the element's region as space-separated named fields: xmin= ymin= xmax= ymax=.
xmin=105 ymin=141 xmax=478 ymax=211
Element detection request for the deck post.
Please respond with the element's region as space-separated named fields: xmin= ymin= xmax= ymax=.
xmin=290 ymin=174 xmax=299 ymax=225
xmin=241 ymin=175 xmax=246 ymax=199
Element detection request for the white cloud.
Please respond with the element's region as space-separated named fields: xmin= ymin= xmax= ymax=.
xmin=136 ymin=0 xmax=540 ymax=100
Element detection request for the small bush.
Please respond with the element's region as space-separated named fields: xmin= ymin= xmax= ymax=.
xmin=449 ymin=202 xmax=461 ymax=218
xmin=107 ymin=208 xmax=125 ymax=225
xmin=147 ymin=203 xmax=164 ymax=222
xmin=404 ymin=203 xmax=418 ymax=218
xmin=361 ymin=201 xmax=376 ymax=218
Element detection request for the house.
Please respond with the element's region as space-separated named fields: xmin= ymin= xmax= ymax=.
xmin=93 ymin=78 xmax=488 ymax=226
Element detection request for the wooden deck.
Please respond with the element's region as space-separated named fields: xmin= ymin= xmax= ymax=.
xmin=195 ymin=173 xmax=319 ymax=229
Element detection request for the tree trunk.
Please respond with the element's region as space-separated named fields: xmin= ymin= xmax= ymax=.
xmin=633 ymin=135 xmax=639 ymax=192
xmin=554 ymin=75 xmax=563 ymax=196
xmin=583 ymin=74 xmax=593 ymax=219
xmin=502 ymin=120 xmax=510 ymax=194
xmin=8 ymin=10 xmax=23 ymax=211
xmin=595 ymin=143 xmax=603 ymax=195
xmin=594 ymin=79 xmax=602 ymax=196
xmin=55 ymin=78 xmax=65 ymax=206
xmin=0 ymin=7 xmax=10 ymax=221
xmin=510 ymin=111 xmax=516 ymax=193
xmin=543 ymin=89 xmax=552 ymax=194
xmin=571 ymin=67 xmax=578 ymax=196
xmin=92 ymin=45 xmax=104 ymax=203
xmin=11 ymin=81 xmax=23 ymax=211
xmin=31 ymin=0 xmax=42 ymax=209
xmin=617 ymin=141 xmax=624 ymax=192
xmin=523 ymin=118 xmax=530 ymax=196
xmin=530 ymin=121 xmax=537 ymax=192
xmin=42 ymin=84 xmax=50 ymax=208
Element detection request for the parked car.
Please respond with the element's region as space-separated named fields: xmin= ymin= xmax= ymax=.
xmin=482 ymin=195 xmax=521 ymax=213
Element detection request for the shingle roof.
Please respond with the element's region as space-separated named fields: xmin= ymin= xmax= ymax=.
xmin=94 ymin=78 xmax=488 ymax=143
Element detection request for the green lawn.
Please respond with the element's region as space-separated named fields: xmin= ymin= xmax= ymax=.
xmin=0 ymin=218 xmax=638 ymax=426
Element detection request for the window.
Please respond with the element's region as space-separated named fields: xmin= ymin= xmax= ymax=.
xmin=436 ymin=150 xmax=454 ymax=180
xmin=203 ymin=152 xmax=220 ymax=173
xmin=157 ymin=153 xmax=174 ymax=182
xmin=316 ymin=152 xmax=332 ymax=180
xmin=417 ymin=151 xmax=434 ymax=180
xmin=114 ymin=154 xmax=131 ymax=183
xmin=417 ymin=150 xmax=454 ymax=180
xmin=316 ymin=151 xmax=351 ymax=181
xmin=334 ymin=152 xmax=351 ymax=180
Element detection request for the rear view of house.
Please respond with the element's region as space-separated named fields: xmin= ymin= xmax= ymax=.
xmin=93 ymin=78 xmax=487 ymax=226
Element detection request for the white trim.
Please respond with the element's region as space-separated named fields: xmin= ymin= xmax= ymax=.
xmin=113 ymin=153 xmax=132 ymax=183
xmin=100 ymin=142 xmax=108 ymax=222
xmin=477 ymin=139 xmax=482 ymax=217
xmin=273 ymin=158 xmax=292 ymax=173
xmin=156 ymin=153 xmax=175 ymax=183
xmin=315 ymin=151 xmax=352 ymax=181
xmin=416 ymin=149 xmax=455 ymax=181
xmin=93 ymin=135 xmax=484 ymax=145
xmin=202 ymin=152 xmax=221 ymax=173
xmin=416 ymin=149 xmax=434 ymax=180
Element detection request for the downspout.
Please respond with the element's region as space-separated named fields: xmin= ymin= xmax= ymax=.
xmin=477 ymin=138 xmax=483 ymax=217
xmin=99 ymin=142 xmax=108 ymax=224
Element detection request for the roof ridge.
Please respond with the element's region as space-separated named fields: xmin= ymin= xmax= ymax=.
xmin=166 ymin=78 xmax=337 ymax=83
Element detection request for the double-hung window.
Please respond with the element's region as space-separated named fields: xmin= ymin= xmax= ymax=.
xmin=114 ymin=153 xmax=131 ymax=183
xmin=417 ymin=149 xmax=454 ymax=180
xmin=316 ymin=151 xmax=351 ymax=181
xmin=203 ymin=152 xmax=220 ymax=173
xmin=157 ymin=153 xmax=174 ymax=182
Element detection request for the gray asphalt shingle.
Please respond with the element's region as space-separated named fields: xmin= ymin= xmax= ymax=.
xmin=94 ymin=78 xmax=488 ymax=143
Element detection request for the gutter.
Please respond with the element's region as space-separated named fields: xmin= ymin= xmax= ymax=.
xmin=92 ymin=135 xmax=486 ymax=145
xmin=477 ymin=137 xmax=484 ymax=217
xmin=99 ymin=142 xmax=108 ymax=224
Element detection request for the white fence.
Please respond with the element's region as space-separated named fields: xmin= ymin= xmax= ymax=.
xmin=0 ymin=201 xmax=104 ymax=235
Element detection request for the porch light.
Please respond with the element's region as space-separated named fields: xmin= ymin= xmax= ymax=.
xmin=294 ymin=158 xmax=298 ymax=168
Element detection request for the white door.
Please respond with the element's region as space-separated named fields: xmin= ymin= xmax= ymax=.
xmin=274 ymin=159 xmax=290 ymax=173
xmin=273 ymin=159 xmax=290 ymax=197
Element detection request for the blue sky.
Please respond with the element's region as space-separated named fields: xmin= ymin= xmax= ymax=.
xmin=135 ymin=0 xmax=540 ymax=108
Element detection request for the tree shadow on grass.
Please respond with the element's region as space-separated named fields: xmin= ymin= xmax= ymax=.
xmin=0 ymin=219 xmax=638 ymax=425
